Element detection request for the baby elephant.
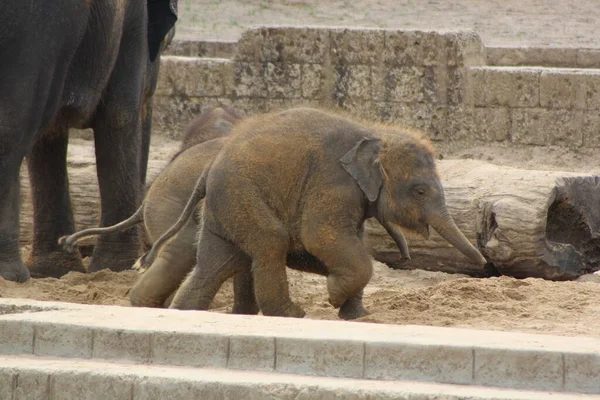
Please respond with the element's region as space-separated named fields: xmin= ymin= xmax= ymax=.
xmin=61 ymin=106 xmax=394 ymax=319
xmin=146 ymin=107 xmax=488 ymax=318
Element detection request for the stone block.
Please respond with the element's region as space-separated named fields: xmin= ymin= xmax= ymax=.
xmin=330 ymin=28 xmax=385 ymax=65
xmin=384 ymin=30 xmax=445 ymax=66
xmin=134 ymin=378 xmax=222 ymax=400
xmin=577 ymin=48 xmax=600 ymax=68
xmin=540 ymin=70 xmax=586 ymax=109
xmin=152 ymin=95 xmax=220 ymax=138
xmin=511 ymin=108 xmax=583 ymax=147
xmin=50 ymin=372 xmax=133 ymax=400
xmin=13 ymin=370 xmax=49 ymax=400
xmin=92 ymin=328 xmax=152 ymax=363
xmin=233 ymin=62 xmax=268 ymax=98
xmin=228 ymin=335 xmax=275 ymax=372
xmin=373 ymin=66 xmax=426 ymax=103
xmin=264 ymin=62 xmax=302 ymax=99
xmin=156 ymin=57 xmax=230 ymax=97
xmin=0 ymin=371 xmax=13 ymax=399
xmin=474 ymin=67 xmax=540 ymax=108
xmin=236 ymin=27 xmax=330 ymax=64
xmin=474 ymin=348 xmax=563 ymax=391
xmin=34 ymin=324 xmax=92 ymax=359
xmin=365 ymin=342 xmax=472 ymax=384
xmin=473 ymin=107 xmax=511 ymax=142
xmin=486 ymin=47 xmax=577 ymax=68
xmin=151 ymin=332 xmax=228 ymax=368
xmin=302 ymin=63 xmax=327 ymax=99
xmin=442 ymin=30 xmax=486 ymax=67
xmin=275 ymin=337 xmax=364 ymax=379
xmin=388 ymin=102 xmax=447 ymax=141
xmin=232 ymin=98 xmax=268 ymax=115
xmin=582 ymin=111 xmax=600 ymax=148
xmin=343 ymin=100 xmax=384 ymax=121
xmin=333 ymin=65 xmax=372 ymax=101
xmin=0 ymin=319 xmax=34 ymax=355
xmin=564 ymin=352 xmax=600 ymax=394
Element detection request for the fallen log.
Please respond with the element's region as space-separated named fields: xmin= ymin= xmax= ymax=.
xmin=365 ymin=159 xmax=600 ymax=280
xmin=19 ymin=144 xmax=600 ymax=280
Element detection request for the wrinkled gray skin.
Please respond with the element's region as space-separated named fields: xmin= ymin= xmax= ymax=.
xmin=0 ymin=0 xmax=177 ymax=282
xmin=61 ymin=107 xmax=396 ymax=320
xmin=145 ymin=107 xmax=488 ymax=318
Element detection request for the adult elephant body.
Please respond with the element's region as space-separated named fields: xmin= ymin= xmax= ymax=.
xmin=0 ymin=0 xmax=177 ymax=282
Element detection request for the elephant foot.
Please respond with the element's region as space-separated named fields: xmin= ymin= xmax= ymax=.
xmin=88 ymin=246 xmax=139 ymax=273
xmin=338 ymin=298 xmax=370 ymax=320
xmin=25 ymin=251 xmax=86 ymax=279
xmin=0 ymin=260 xmax=31 ymax=283
xmin=281 ymin=302 xmax=306 ymax=318
xmin=232 ymin=301 xmax=260 ymax=315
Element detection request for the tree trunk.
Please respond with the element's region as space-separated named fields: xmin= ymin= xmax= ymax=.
xmin=365 ymin=159 xmax=600 ymax=280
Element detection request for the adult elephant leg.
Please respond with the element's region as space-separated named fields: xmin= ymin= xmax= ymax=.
xmin=286 ymin=251 xmax=368 ymax=320
xmin=129 ymin=223 xmax=196 ymax=308
xmin=170 ymin=227 xmax=251 ymax=310
xmin=88 ymin=7 xmax=147 ymax=273
xmin=25 ymin=129 xmax=86 ymax=278
xmin=0 ymin=161 xmax=29 ymax=282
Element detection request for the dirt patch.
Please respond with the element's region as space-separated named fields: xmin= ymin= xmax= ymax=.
xmin=3 ymin=261 xmax=599 ymax=338
xmin=176 ymin=0 xmax=600 ymax=48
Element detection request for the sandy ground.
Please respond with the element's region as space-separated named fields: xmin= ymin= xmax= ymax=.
xmin=2 ymin=260 xmax=600 ymax=339
xmin=2 ymin=2 xmax=600 ymax=339
xmin=175 ymin=0 xmax=600 ymax=48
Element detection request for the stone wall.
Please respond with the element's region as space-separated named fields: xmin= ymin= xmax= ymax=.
xmin=153 ymin=26 xmax=600 ymax=148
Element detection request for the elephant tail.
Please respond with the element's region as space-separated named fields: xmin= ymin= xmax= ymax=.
xmin=136 ymin=168 xmax=209 ymax=270
xmin=58 ymin=204 xmax=146 ymax=253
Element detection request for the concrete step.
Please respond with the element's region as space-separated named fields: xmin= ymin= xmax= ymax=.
xmin=1 ymin=354 xmax=596 ymax=400
xmin=164 ymin=39 xmax=238 ymax=59
xmin=1 ymin=299 xmax=599 ymax=396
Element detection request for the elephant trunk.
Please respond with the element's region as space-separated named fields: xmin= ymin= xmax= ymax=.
xmin=428 ymin=209 xmax=487 ymax=265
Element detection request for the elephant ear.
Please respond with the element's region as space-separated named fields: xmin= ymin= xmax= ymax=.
xmin=339 ymin=138 xmax=383 ymax=202
xmin=147 ymin=0 xmax=178 ymax=62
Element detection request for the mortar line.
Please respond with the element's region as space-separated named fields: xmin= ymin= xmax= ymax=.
xmin=91 ymin=329 xmax=95 ymax=358
xmin=45 ymin=374 xmax=51 ymax=400
xmin=11 ymin=373 xmax=17 ymax=400
xmin=273 ymin=337 xmax=278 ymax=372
xmin=362 ymin=342 xmax=366 ymax=379
xmin=226 ymin=335 xmax=231 ymax=368
xmin=31 ymin=325 xmax=37 ymax=355
xmin=562 ymin=352 xmax=566 ymax=390
xmin=471 ymin=348 xmax=476 ymax=382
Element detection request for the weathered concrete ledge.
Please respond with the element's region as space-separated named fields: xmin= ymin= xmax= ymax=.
xmin=4 ymin=356 xmax=592 ymax=400
xmin=486 ymin=46 xmax=600 ymax=68
xmin=1 ymin=299 xmax=599 ymax=395
xmin=164 ymin=39 xmax=238 ymax=59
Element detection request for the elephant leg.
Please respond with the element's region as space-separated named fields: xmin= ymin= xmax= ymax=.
xmin=25 ymin=129 xmax=86 ymax=278
xmin=170 ymin=227 xmax=250 ymax=310
xmin=0 ymin=161 xmax=29 ymax=282
xmin=232 ymin=270 xmax=260 ymax=315
xmin=303 ymin=233 xmax=373 ymax=310
xmin=129 ymin=223 xmax=196 ymax=308
xmin=286 ymin=251 xmax=368 ymax=320
xmin=87 ymin=19 xmax=147 ymax=273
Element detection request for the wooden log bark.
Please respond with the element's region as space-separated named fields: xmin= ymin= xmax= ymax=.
xmin=365 ymin=159 xmax=600 ymax=280
xmin=19 ymin=142 xmax=600 ymax=280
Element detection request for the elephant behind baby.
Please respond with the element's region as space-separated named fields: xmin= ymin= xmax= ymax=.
xmin=0 ymin=0 xmax=178 ymax=282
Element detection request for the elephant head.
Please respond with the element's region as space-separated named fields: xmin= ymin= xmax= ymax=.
xmin=340 ymin=134 xmax=487 ymax=266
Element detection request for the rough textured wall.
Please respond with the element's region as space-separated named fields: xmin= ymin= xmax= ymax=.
xmin=153 ymin=26 xmax=600 ymax=148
